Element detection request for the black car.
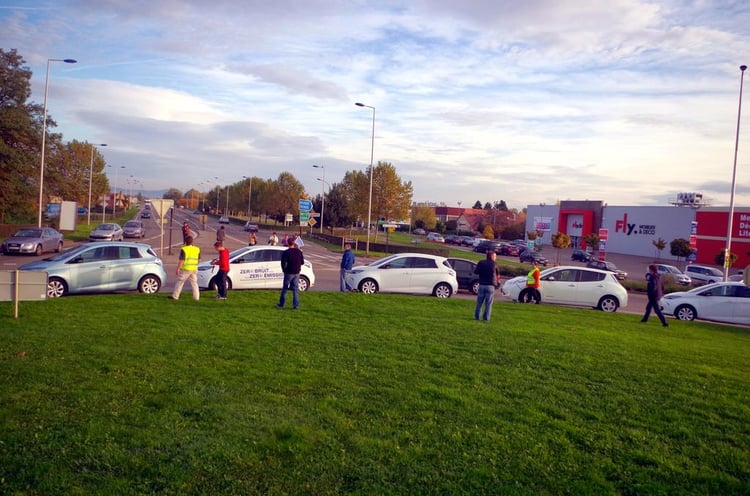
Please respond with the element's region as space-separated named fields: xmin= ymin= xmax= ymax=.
xmin=519 ymin=249 xmax=548 ymax=266
xmin=571 ymin=249 xmax=593 ymax=262
xmin=446 ymin=258 xmax=480 ymax=294
xmin=140 ymin=211 xmax=151 ymax=219
xmin=474 ymin=240 xmax=503 ymax=254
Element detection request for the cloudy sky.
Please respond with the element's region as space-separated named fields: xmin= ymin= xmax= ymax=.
xmin=2 ymin=0 xmax=749 ymax=210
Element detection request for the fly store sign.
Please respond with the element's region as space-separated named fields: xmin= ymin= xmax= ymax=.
xmin=614 ymin=213 xmax=656 ymax=236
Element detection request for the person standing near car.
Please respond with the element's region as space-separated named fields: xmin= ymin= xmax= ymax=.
xmin=340 ymin=242 xmax=355 ymax=292
xmin=474 ymin=250 xmax=500 ymax=321
xmin=641 ymin=264 xmax=668 ymax=327
xmin=216 ymin=225 xmax=226 ymax=243
xmin=211 ymin=241 xmax=230 ymax=300
xmin=277 ymin=238 xmax=305 ymax=309
xmin=170 ymin=235 xmax=201 ymax=301
xmin=248 ymin=232 xmax=257 ymax=246
xmin=526 ymin=260 xmax=541 ymax=304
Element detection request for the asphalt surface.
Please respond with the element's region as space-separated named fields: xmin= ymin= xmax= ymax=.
xmin=3 ymin=210 xmax=688 ymax=317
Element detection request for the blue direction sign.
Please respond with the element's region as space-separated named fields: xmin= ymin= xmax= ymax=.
xmin=298 ymin=198 xmax=313 ymax=211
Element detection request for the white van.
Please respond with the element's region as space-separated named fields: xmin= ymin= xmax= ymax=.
xmin=684 ymin=265 xmax=723 ymax=285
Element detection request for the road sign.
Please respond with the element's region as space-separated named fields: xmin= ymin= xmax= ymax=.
xmin=310 ymin=212 xmax=320 ymax=218
xmin=308 ymin=218 xmax=317 ymax=227
xmin=298 ymin=199 xmax=313 ymax=211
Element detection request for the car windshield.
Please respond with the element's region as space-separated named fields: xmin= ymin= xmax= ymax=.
xmin=124 ymin=222 xmax=140 ymax=228
xmin=664 ymin=266 xmax=681 ymax=274
xmin=42 ymin=245 xmax=89 ymax=262
xmin=369 ymin=255 xmax=400 ymax=267
xmin=13 ymin=229 xmax=41 ymax=237
xmin=96 ymin=224 xmax=116 ymax=230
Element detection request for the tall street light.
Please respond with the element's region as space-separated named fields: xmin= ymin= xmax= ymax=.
xmin=355 ymin=102 xmax=375 ymax=254
xmin=112 ymin=165 xmax=125 ymax=217
xmin=37 ymin=57 xmax=77 ymax=227
xmin=87 ymin=143 xmax=107 ymax=225
xmin=723 ymin=64 xmax=747 ymax=281
xmin=243 ymin=176 xmax=253 ymax=220
xmin=313 ymin=164 xmax=325 ymax=233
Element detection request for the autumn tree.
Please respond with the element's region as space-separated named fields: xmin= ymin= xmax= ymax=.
xmin=551 ymin=231 xmax=571 ymax=264
xmin=163 ymin=188 xmax=182 ymax=201
xmin=670 ymin=238 xmax=692 ymax=261
xmin=412 ymin=205 xmax=437 ymax=230
xmin=652 ymin=238 xmax=666 ymax=260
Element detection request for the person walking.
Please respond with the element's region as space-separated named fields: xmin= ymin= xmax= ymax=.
xmin=216 ymin=225 xmax=226 ymax=243
xmin=525 ymin=260 xmax=541 ymax=304
xmin=277 ymin=238 xmax=305 ymax=309
xmin=340 ymin=242 xmax=355 ymax=292
xmin=641 ymin=264 xmax=669 ymax=327
xmin=211 ymin=240 xmax=230 ymax=300
xmin=170 ymin=235 xmax=201 ymax=301
xmin=474 ymin=250 xmax=500 ymax=321
xmin=248 ymin=232 xmax=257 ymax=246
xmin=181 ymin=222 xmax=191 ymax=245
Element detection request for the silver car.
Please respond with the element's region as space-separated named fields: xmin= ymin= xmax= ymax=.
xmin=89 ymin=223 xmax=124 ymax=241
xmin=1 ymin=227 xmax=64 ymax=255
xmin=123 ymin=220 xmax=146 ymax=238
xmin=19 ymin=242 xmax=167 ymax=298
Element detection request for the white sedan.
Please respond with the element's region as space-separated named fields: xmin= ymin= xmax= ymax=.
xmin=502 ymin=265 xmax=628 ymax=312
xmin=196 ymin=245 xmax=315 ymax=291
xmin=345 ymin=253 xmax=458 ymax=297
xmin=660 ymin=282 xmax=750 ymax=325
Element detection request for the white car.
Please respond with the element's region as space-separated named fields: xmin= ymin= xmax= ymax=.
xmin=196 ymin=245 xmax=315 ymax=291
xmin=660 ymin=282 xmax=750 ymax=325
xmin=426 ymin=232 xmax=445 ymax=243
xmin=345 ymin=253 xmax=458 ymax=297
xmin=684 ymin=265 xmax=724 ymax=285
xmin=502 ymin=265 xmax=628 ymax=312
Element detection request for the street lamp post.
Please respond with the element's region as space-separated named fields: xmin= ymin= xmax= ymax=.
xmin=313 ymin=165 xmax=325 ymax=233
xmin=87 ymin=143 xmax=107 ymax=225
xmin=37 ymin=57 xmax=77 ymax=228
xmin=355 ymin=102 xmax=375 ymax=254
xmin=723 ymin=64 xmax=747 ymax=281
xmin=243 ymin=176 xmax=253 ymax=219
xmin=112 ymin=165 xmax=125 ymax=217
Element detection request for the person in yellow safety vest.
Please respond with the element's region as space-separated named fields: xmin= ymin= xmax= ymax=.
xmin=525 ymin=260 xmax=541 ymax=304
xmin=170 ymin=235 xmax=201 ymax=301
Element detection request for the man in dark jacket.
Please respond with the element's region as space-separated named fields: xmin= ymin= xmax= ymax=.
xmin=474 ymin=250 xmax=500 ymax=321
xmin=278 ymin=238 xmax=305 ymax=309
xmin=641 ymin=264 xmax=669 ymax=327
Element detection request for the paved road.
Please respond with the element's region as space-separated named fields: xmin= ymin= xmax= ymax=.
xmin=2 ymin=213 xmax=663 ymax=316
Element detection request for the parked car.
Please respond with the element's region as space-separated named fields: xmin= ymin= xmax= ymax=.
xmin=684 ymin=265 xmax=724 ymax=285
xmin=460 ymin=236 xmax=477 ymax=246
xmin=497 ymin=242 xmax=519 ymax=256
xmin=447 ymin=257 xmax=481 ymax=294
xmin=243 ymin=222 xmax=259 ymax=232
xmin=660 ymin=282 xmax=750 ymax=325
xmin=412 ymin=228 xmax=426 ymax=235
xmin=1 ymin=227 xmax=64 ymax=256
xmin=426 ymin=232 xmax=445 ymax=243
xmin=19 ymin=242 xmax=166 ymax=298
xmin=474 ymin=240 xmax=503 ymax=254
xmin=218 ymin=216 xmax=230 ymax=224
xmin=122 ymin=220 xmax=146 ymax=239
xmin=502 ymin=265 xmax=628 ymax=312
xmin=196 ymin=245 xmax=315 ymax=292
xmin=89 ymin=223 xmax=124 ymax=242
xmin=345 ymin=253 xmax=458 ymax=297
xmin=443 ymin=235 xmax=459 ymax=245
xmin=511 ymin=239 xmax=528 ymax=250
xmin=571 ymin=249 xmax=593 ymax=262
xmin=586 ymin=259 xmax=627 ymax=280
xmin=519 ymin=249 xmax=549 ymax=266
xmin=653 ymin=263 xmax=691 ymax=286
xmin=140 ymin=210 xmax=152 ymax=219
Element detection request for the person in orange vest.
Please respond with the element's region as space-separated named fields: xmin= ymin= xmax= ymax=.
xmin=525 ymin=260 xmax=541 ymax=304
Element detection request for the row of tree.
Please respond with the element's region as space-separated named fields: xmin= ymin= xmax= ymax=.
xmin=0 ymin=49 xmax=111 ymax=223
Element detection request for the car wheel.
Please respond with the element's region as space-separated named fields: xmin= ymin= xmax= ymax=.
xmin=47 ymin=277 xmax=68 ymax=298
xmin=359 ymin=278 xmax=379 ymax=294
xmin=35 ymin=244 xmax=43 ymax=256
xmin=674 ymin=304 xmax=697 ymax=321
xmin=55 ymin=241 xmax=63 ymax=253
xmin=433 ymin=282 xmax=453 ymax=298
xmin=518 ymin=288 xmax=538 ymax=304
xmin=138 ymin=275 xmax=161 ymax=294
xmin=471 ymin=280 xmax=480 ymax=295
xmin=298 ymin=276 xmax=310 ymax=292
xmin=597 ymin=296 xmax=619 ymax=312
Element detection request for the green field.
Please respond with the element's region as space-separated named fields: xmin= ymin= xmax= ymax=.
xmin=1 ymin=292 xmax=748 ymax=495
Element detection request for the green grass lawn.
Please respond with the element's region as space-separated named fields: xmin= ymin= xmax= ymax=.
xmin=1 ymin=292 xmax=748 ymax=495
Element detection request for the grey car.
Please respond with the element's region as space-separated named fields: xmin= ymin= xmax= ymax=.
xmin=123 ymin=220 xmax=146 ymax=238
xmin=19 ymin=241 xmax=167 ymax=298
xmin=1 ymin=227 xmax=64 ymax=256
xmin=89 ymin=223 xmax=124 ymax=241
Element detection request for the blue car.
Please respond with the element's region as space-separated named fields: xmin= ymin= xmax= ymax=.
xmin=20 ymin=242 xmax=167 ymax=298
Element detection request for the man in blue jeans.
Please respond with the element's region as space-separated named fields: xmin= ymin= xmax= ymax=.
xmin=340 ymin=242 xmax=355 ymax=292
xmin=474 ymin=250 xmax=500 ymax=321
xmin=277 ymin=238 xmax=305 ymax=309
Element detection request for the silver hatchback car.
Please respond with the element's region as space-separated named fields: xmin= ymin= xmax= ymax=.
xmin=19 ymin=242 xmax=167 ymax=297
